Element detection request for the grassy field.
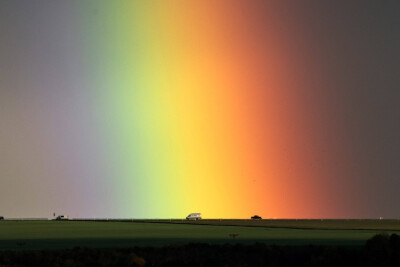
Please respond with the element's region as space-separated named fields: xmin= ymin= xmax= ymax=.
xmin=138 ymin=219 xmax=400 ymax=230
xmin=1 ymin=220 xmax=399 ymax=250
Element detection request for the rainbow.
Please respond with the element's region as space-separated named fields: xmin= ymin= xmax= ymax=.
xmin=74 ymin=1 xmax=346 ymax=218
xmin=1 ymin=1 xmax=357 ymax=218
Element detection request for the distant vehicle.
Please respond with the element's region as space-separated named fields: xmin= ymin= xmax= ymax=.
xmin=251 ymin=215 xmax=262 ymax=220
xmin=186 ymin=213 xmax=202 ymax=220
xmin=0 ymin=216 xmax=4 ymax=220
xmin=55 ymin=215 xmax=69 ymax=220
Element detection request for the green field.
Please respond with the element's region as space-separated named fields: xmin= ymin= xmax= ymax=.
xmin=137 ymin=219 xmax=400 ymax=230
xmin=1 ymin=220 xmax=399 ymax=250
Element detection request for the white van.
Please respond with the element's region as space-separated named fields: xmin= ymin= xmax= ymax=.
xmin=55 ymin=215 xmax=69 ymax=220
xmin=186 ymin=213 xmax=201 ymax=220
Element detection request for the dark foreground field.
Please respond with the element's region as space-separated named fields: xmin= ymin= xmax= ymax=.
xmin=1 ymin=220 xmax=400 ymax=250
xmin=0 ymin=234 xmax=399 ymax=266
xmin=0 ymin=220 xmax=400 ymax=266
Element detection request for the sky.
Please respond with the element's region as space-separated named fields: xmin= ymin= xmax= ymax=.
xmin=0 ymin=0 xmax=399 ymax=219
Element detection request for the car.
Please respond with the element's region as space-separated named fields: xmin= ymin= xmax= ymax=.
xmin=186 ymin=213 xmax=202 ymax=220
xmin=55 ymin=215 xmax=69 ymax=220
xmin=251 ymin=215 xmax=262 ymax=220
xmin=0 ymin=216 xmax=4 ymax=220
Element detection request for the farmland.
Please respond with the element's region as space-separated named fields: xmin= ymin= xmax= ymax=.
xmin=0 ymin=220 xmax=399 ymax=250
xmin=132 ymin=219 xmax=400 ymax=230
